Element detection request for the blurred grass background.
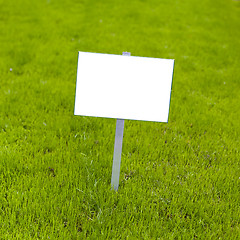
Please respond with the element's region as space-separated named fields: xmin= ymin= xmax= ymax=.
xmin=0 ymin=0 xmax=239 ymax=239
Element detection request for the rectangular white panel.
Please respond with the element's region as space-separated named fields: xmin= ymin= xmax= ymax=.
xmin=74 ymin=52 xmax=174 ymax=122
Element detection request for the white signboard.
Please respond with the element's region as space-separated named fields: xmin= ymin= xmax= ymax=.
xmin=74 ymin=52 xmax=174 ymax=122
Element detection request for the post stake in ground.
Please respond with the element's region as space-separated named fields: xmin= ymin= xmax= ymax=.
xmin=111 ymin=119 xmax=124 ymax=191
xmin=111 ymin=52 xmax=131 ymax=191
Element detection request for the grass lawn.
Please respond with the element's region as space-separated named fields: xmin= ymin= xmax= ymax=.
xmin=0 ymin=0 xmax=240 ymax=239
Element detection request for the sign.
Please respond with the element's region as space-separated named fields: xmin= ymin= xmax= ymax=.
xmin=74 ymin=52 xmax=174 ymax=122
xmin=74 ymin=51 xmax=175 ymax=191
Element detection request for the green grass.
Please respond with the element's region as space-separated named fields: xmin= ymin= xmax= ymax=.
xmin=0 ymin=0 xmax=240 ymax=239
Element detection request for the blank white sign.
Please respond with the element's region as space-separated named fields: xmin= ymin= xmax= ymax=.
xmin=74 ymin=52 xmax=174 ymax=122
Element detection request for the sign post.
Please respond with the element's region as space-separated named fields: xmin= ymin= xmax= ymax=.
xmin=111 ymin=118 xmax=125 ymax=191
xmin=111 ymin=52 xmax=130 ymax=191
xmin=74 ymin=51 xmax=174 ymax=191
